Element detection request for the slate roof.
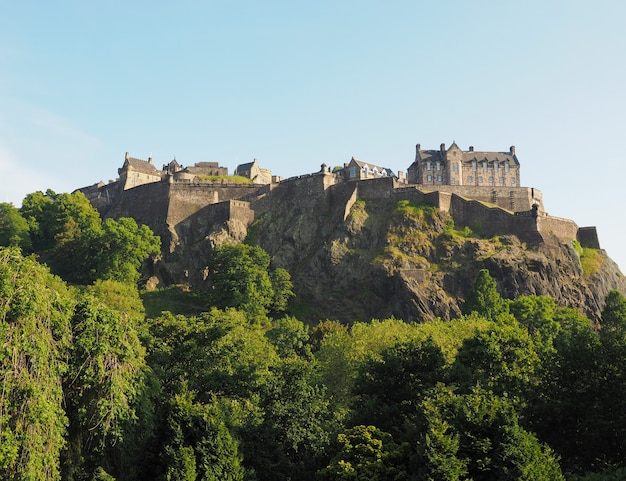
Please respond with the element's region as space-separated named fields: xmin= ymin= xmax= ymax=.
xmin=235 ymin=161 xmax=256 ymax=175
xmin=417 ymin=144 xmax=518 ymax=166
xmin=350 ymin=158 xmax=395 ymax=177
xmin=125 ymin=157 xmax=160 ymax=175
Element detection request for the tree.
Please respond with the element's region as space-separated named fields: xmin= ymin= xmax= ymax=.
xmin=352 ymin=337 xmax=447 ymax=434
xmin=63 ymin=294 xmax=149 ymax=480
xmin=265 ymin=316 xmax=312 ymax=359
xmin=207 ymin=244 xmax=294 ymax=322
xmin=510 ymin=295 xmax=560 ymax=346
xmin=93 ymin=217 xmax=161 ymax=284
xmin=463 ymin=269 xmax=510 ymax=321
xmin=0 ymin=202 xmax=31 ymax=250
xmin=20 ymin=189 xmax=101 ymax=253
xmin=417 ymin=385 xmax=565 ymax=481
xmin=159 ymin=390 xmax=245 ymax=481
xmin=450 ymin=322 xmax=540 ymax=400
xmin=601 ymin=290 xmax=626 ymax=335
xmin=0 ymin=247 xmax=73 ymax=480
xmin=320 ymin=425 xmax=407 ymax=481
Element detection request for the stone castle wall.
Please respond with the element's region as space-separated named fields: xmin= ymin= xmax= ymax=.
xmin=90 ymin=166 xmax=596 ymax=258
xmin=166 ymin=183 xmax=261 ymax=226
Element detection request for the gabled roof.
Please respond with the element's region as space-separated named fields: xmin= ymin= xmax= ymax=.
xmin=234 ymin=160 xmax=257 ymax=175
xmin=415 ymin=145 xmax=519 ymax=166
xmin=462 ymin=151 xmax=519 ymax=165
xmin=349 ymin=157 xmax=394 ymax=176
xmin=124 ymin=157 xmax=160 ymax=175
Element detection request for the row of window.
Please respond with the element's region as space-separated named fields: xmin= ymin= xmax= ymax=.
xmin=425 ymin=161 xmax=511 ymax=173
xmin=425 ymin=175 xmax=517 ymax=185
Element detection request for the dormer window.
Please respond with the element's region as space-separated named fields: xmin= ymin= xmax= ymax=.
xmin=505 ymin=162 xmax=510 ymax=173
xmin=472 ymin=161 xmax=477 ymax=171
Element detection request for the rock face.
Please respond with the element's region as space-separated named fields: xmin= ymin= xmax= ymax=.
xmin=248 ymin=187 xmax=625 ymax=324
xmin=104 ymin=176 xmax=625 ymax=324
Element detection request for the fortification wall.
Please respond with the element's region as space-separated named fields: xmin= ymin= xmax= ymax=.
xmin=252 ymin=172 xmax=339 ymax=215
xmin=199 ymin=199 xmax=255 ymax=226
xmin=105 ymin=182 xmax=171 ymax=231
xmin=166 ymin=183 xmax=262 ymax=226
xmin=416 ymin=185 xmax=542 ymax=212
xmin=448 ymin=195 xmax=538 ymax=239
xmin=536 ymin=214 xmax=579 ymax=243
xmin=577 ymin=226 xmax=601 ymax=249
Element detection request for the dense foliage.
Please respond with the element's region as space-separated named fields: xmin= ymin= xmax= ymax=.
xmin=2 ymin=191 xmax=626 ymax=480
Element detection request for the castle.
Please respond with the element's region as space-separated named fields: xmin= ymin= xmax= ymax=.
xmin=77 ymin=143 xmax=600 ymax=279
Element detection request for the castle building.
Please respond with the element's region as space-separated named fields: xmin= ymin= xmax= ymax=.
xmin=234 ymin=158 xmax=272 ymax=184
xmin=118 ymin=152 xmax=162 ymax=190
xmin=335 ymin=157 xmax=397 ymax=181
xmin=407 ymin=142 xmax=520 ymax=188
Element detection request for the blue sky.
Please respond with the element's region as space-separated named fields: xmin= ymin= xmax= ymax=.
xmin=2 ymin=1 xmax=626 ymax=271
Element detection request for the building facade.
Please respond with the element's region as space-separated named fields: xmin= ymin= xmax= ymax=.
xmin=407 ymin=142 xmax=520 ymax=188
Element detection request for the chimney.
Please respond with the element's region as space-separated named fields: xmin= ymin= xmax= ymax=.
xmin=510 ymin=145 xmax=516 ymax=155
xmin=416 ymin=143 xmax=421 ymax=151
xmin=469 ymin=146 xmax=474 ymax=152
xmin=125 ymin=152 xmax=130 ymax=161
xmin=148 ymin=156 xmax=153 ymax=164
xmin=440 ymin=143 xmax=445 ymax=153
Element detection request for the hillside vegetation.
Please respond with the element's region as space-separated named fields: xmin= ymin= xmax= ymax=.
xmin=1 ymin=192 xmax=626 ymax=480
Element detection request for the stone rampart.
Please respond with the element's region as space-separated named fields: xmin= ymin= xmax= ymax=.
xmin=536 ymin=214 xmax=579 ymax=244
xmin=416 ymin=185 xmax=542 ymax=212
xmin=577 ymin=226 xmax=601 ymax=249
xmin=166 ymin=183 xmax=262 ymax=226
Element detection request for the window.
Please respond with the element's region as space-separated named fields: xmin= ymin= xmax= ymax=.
xmin=478 ymin=176 xmax=483 ymax=183
xmin=427 ymin=175 xmax=432 ymax=182
xmin=426 ymin=162 xmax=431 ymax=171
xmin=472 ymin=161 xmax=477 ymax=171
xmin=483 ymin=162 xmax=488 ymax=172
xmin=468 ymin=176 xmax=473 ymax=183
xmin=349 ymin=167 xmax=357 ymax=178
xmin=436 ymin=162 xmax=441 ymax=171
xmin=500 ymin=177 xmax=505 ymax=185
xmin=362 ymin=165 xmax=369 ymax=177
xmin=489 ymin=177 xmax=494 ymax=184
xmin=495 ymin=163 xmax=499 ymax=172
xmin=437 ymin=175 xmax=442 ymax=182
xmin=511 ymin=177 xmax=516 ymax=185
xmin=505 ymin=162 xmax=510 ymax=173
xmin=452 ymin=163 xmax=459 ymax=173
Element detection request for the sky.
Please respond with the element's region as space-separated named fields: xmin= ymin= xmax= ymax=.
xmin=1 ymin=1 xmax=626 ymax=271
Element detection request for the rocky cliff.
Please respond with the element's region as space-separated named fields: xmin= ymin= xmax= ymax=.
xmin=122 ymin=177 xmax=624 ymax=324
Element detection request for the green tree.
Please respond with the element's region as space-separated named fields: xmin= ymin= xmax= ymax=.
xmin=93 ymin=217 xmax=161 ymax=284
xmin=0 ymin=202 xmax=31 ymax=250
xmin=207 ymin=244 xmax=294 ymax=322
xmin=159 ymin=390 xmax=245 ymax=481
xmin=463 ymin=269 xmax=510 ymax=321
xmin=265 ymin=316 xmax=312 ymax=359
xmin=601 ymin=289 xmax=626 ymax=334
xmin=450 ymin=322 xmax=540 ymax=400
xmin=63 ymin=294 xmax=149 ymax=480
xmin=251 ymin=357 xmax=333 ymax=480
xmin=510 ymin=295 xmax=560 ymax=346
xmin=320 ymin=425 xmax=407 ymax=481
xmin=20 ymin=189 xmax=101 ymax=253
xmin=417 ymin=385 xmax=564 ymax=481
xmin=352 ymin=337 xmax=447 ymax=435
xmin=0 ymin=247 xmax=73 ymax=481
